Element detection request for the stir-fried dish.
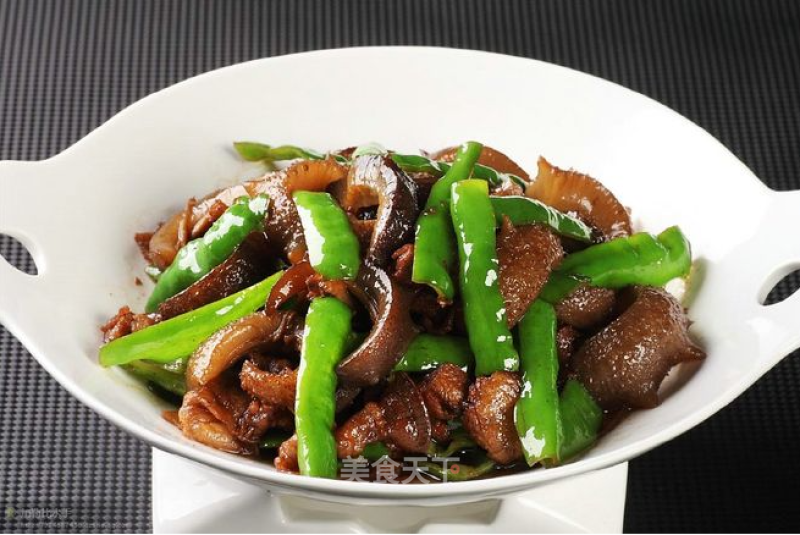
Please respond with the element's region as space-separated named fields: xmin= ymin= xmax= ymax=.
xmin=99 ymin=141 xmax=705 ymax=482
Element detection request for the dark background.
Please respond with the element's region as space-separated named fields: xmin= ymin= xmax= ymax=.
xmin=1 ymin=1 xmax=799 ymax=532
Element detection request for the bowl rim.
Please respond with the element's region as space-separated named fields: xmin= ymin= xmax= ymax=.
xmin=3 ymin=45 xmax=779 ymax=500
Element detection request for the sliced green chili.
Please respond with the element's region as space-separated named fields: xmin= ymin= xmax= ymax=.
xmin=259 ymin=429 xmax=293 ymax=450
xmin=361 ymin=442 xmax=391 ymax=461
xmin=538 ymin=273 xmax=582 ymax=304
xmin=450 ymin=179 xmax=518 ymax=375
xmin=540 ymin=226 xmax=693 ymax=303
xmin=100 ymin=271 xmax=283 ymax=367
xmin=295 ymin=297 xmax=353 ymax=478
xmin=234 ymin=140 xmax=526 ymax=187
xmin=431 ymin=428 xmax=477 ymax=458
xmin=389 ymin=154 xmax=447 ymax=176
xmin=515 ymin=299 xmax=562 ymax=466
xmin=558 ymin=379 xmax=603 ymax=461
xmin=473 ymin=165 xmax=527 ymax=189
xmin=394 ymin=334 xmax=474 ymax=372
xmin=122 ymin=358 xmax=186 ymax=396
xmin=559 ymin=226 xmax=691 ymax=286
xmin=423 ymin=453 xmax=496 ymax=482
xmin=293 ymin=191 xmax=361 ymax=281
xmin=233 ymin=141 xmax=348 ymax=164
xmin=234 ymin=141 xmax=526 ymax=186
xmin=145 ymin=195 xmax=270 ymax=312
xmin=489 ymin=195 xmax=593 ymax=242
xmin=390 ymin=154 xmax=527 ymax=189
xmin=412 ymin=141 xmax=483 ymax=301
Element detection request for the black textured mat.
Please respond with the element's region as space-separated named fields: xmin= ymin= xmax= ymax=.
xmin=1 ymin=1 xmax=799 ymax=533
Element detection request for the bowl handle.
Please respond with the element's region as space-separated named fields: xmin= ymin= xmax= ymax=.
xmin=755 ymin=190 xmax=800 ymax=364
xmin=0 ymin=160 xmax=48 ymax=324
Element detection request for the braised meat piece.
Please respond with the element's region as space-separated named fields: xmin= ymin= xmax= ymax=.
xmin=147 ymin=160 xmax=345 ymax=270
xmin=410 ymin=288 xmax=456 ymax=335
xmin=337 ymin=264 xmax=418 ymax=386
xmin=334 ymin=372 xmax=433 ymax=458
xmin=157 ymin=236 xmax=272 ymax=319
xmin=527 ymin=157 xmax=631 ymax=241
xmin=237 ymin=399 xmax=292 ymax=444
xmin=431 ymin=420 xmax=451 ymax=443
xmin=259 ymin=169 xmax=308 ymax=263
xmin=497 ymin=219 xmax=563 ymax=327
xmin=570 ymin=287 xmax=705 ymax=410
xmin=240 ymin=361 xmax=297 ymax=409
xmin=134 ymin=232 xmax=154 ymax=263
xmin=178 ymin=376 xmax=259 ymax=455
xmin=179 ymin=390 xmax=250 ymax=454
xmin=147 ymin=181 xmax=256 ymax=270
xmin=306 ymin=274 xmax=354 ymax=308
xmin=491 ymin=178 xmax=525 ymax=197
xmin=556 ymin=325 xmax=581 ymax=364
xmin=335 ymin=402 xmax=388 ymax=459
xmin=100 ymin=306 xmax=159 ymax=343
xmin=275 ymin=435 xmax=299 ymax=472
xmin=407 ymin=172 xmax=439 ymax=208
xmin=432 ymin=144 xmax=531 ymax=181
xmin=249 ymin=353 xmax=295 ymax=374
xmin=240 ymin=359 xmax=359 ymax=413
xmin=265 ymin=261 xmax=315 ymax=313
xmin=391 ymin=244 xmax=415 ymax=286
xmin=190 ymin=199 xmax=229 ymax=238
xmin=555 ymin=284 xmax=617 ymax=330
xmin=418 ymin=363 xmax=469 ymax=421
xmin=185 ymin=310 xmax=300 ymax=391
xmin=463 ymin=371 xmax=523 ymax=465
xmin=380 ymin=373 xmax=432 ymax=454
xmin=339 ymin=155 xmax=419 ymax=266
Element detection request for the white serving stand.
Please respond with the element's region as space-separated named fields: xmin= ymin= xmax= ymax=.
xmin=152 ymin=449 xmax=627 ymax=533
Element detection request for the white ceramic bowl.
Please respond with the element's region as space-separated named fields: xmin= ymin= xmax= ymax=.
xmin=1 ymin=47 xmax=799 ymax=506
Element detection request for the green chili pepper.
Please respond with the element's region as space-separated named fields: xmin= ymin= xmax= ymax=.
xmin=233 ymin=141 xmax=349 ymax=164
xmin=540 ymin=226 xmax=692 ymax=303
xmin=351 ymin=142 xmax=388 ymax=157
xmin=412 ymin=141 xmax=483 ymax=301
xmin=259 ymin=429 xmax=293 ymax=450
xmin=538 ymin=273 xmax=583 ymax=304
xmin=515 ymin=299 xmax=562 ymax=466
xmin=558 ymin=226 xmax=691 ymax=286
xmin=388 ymin=154 xmax=447 ymax=176
xmin=472 ymin=163 xmax=528 ymax=189
xmin=234 ymin=141 xmax=525 ymax=187
xmin=390 ymin=154 xmax=527 ymax=189
xmin=450 ymin=179 xmax=519 ymax=375
xmin=394 ymin=334 xmax=474 ymax=372
xmin=361 ymin=442 xmax=391 ymax=461
xmin=122 ymin=358 xmax=187 ymax=396
xmin=100 ymin=271 xmax=283 ymax=367
xmin=558 ymin=379 xmax=603 ymax=461
xmin=412 ymin=209 xmax=458 ymax=300
xmin=489 ymin=196 xmax=593 ymax=242
xmin=293 ymin=191 xmax=361 ymax=281
xmin=423 ymin=453 xmax=496 ymax=482
xmin=296 ymin=297 xmax=354 ymax=478
xmin=145 ymin=195 xmax=270 ymax=312
xmin=431 ymin=428 xmax=477 ymax=458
